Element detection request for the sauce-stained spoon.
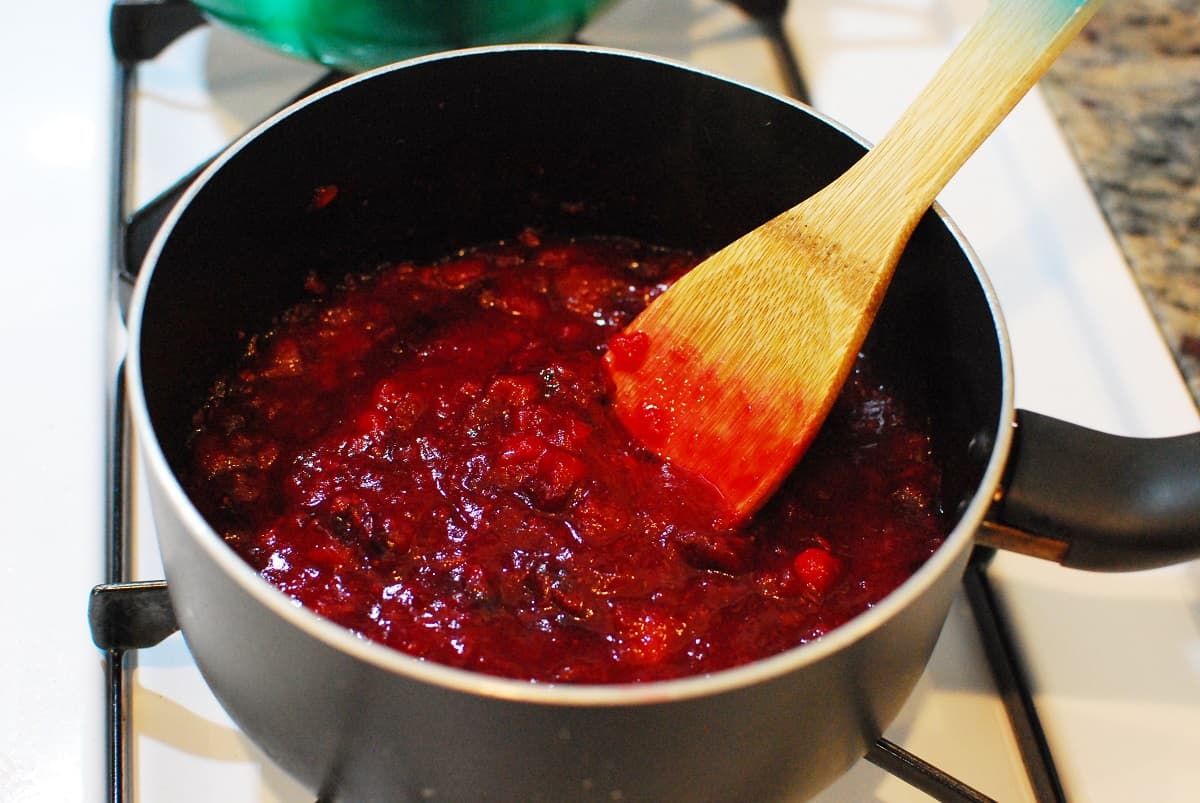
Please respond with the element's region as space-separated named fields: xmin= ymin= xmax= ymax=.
xmin=605 ymin=0 xmax=1105 ymax=523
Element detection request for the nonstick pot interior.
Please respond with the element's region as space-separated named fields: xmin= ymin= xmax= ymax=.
xmin=140 ymin=47 xmax=1003 ymax=510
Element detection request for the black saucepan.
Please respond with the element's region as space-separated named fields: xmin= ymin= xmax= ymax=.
xmin=127 ymin=46 xmax=1200 ymax=802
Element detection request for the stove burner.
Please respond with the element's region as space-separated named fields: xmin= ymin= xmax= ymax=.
xmin=91 ymin=2 xmax=1062 ymax=801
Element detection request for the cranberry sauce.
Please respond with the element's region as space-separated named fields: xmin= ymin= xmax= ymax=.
xmin=186 ymin=231 xmax=946 ymax=683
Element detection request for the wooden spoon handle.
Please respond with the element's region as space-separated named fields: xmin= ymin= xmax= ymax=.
xmin=813 ymin=0 xmax=1105 ymax=241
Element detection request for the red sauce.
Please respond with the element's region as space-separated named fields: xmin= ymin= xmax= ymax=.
xmin=187 ymin=231 xmax=946 ymax=683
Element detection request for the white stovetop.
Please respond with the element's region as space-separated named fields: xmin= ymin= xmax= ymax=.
xmin=4 ymin=1 xmax=1198 ymax=801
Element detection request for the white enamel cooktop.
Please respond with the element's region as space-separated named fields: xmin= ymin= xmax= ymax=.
xmin=4 ymin=1 xmax=1198 ymax=801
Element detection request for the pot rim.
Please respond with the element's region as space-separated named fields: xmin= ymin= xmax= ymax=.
xmin=125 ymin=43 xmax=1016 ymax=707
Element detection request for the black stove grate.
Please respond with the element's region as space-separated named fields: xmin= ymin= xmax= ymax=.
xmin=90 ymin=3 xmax=1063 ymax=801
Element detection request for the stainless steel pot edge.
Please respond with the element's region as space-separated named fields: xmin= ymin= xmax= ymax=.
xmin=123 ymin=43 xmax=1017 ymax=708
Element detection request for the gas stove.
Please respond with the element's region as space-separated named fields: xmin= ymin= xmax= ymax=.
xmin=6 ymin=1 xmax=1198 ymax=801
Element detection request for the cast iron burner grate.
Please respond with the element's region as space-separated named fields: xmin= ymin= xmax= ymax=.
xmin=89 ymin=3 xmax=1065 ymax=801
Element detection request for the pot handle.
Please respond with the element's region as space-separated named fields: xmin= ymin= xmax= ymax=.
xmin=979 ymin=410 xmax=1200 ymax=571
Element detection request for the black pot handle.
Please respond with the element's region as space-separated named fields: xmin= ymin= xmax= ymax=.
xmin=980 ymin=410 xmax=1200 ymax=571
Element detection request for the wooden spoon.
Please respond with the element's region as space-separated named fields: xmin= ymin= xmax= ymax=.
xmin=604 ymin=0 xmax=1105 ymax=522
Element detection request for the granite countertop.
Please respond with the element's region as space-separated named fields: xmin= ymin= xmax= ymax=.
xmin=1040 ymin=0 xmax=1200 ymax=408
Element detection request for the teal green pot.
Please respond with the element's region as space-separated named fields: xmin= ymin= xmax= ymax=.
xmin=193 ymin=0 xmax=616 ymax=71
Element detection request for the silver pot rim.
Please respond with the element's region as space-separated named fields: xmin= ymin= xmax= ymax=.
xmin=124 ymin=43 xmax=1017 ymax=708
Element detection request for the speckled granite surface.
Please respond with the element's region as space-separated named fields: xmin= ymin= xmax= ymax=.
xmin=1040 ymin=0 xmax=1200 ymax=407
